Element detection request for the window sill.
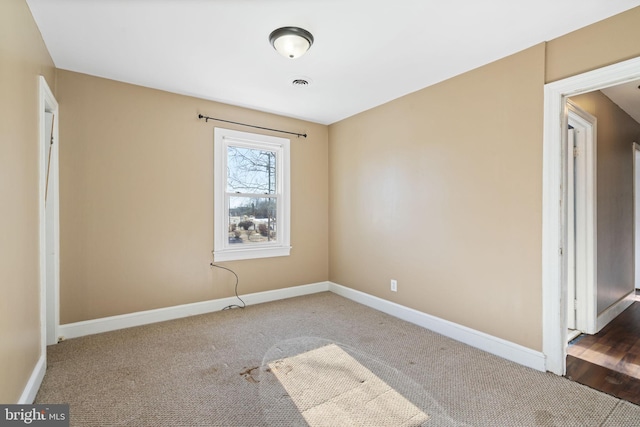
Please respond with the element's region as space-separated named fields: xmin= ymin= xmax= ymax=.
xmin=213 ymin=245 xmax=291 ymax=262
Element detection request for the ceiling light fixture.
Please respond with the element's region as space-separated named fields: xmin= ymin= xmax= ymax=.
xmin=269 ymin=27 xmax=314 ymax=59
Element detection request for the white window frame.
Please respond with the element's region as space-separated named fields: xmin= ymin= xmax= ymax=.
xmin=214 ymin=127 xmax=291 ymax=262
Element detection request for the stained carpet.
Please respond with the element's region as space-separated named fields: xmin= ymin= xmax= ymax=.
xmin=35 ymin=292 xmax=640 ymax=426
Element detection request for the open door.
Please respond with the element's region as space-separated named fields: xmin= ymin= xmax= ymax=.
xmin=542 ymin=55 xmax=640 ymax=376
xmin=566 ymin=102 xmax=597 ymax=336
xmin=567 ymin=127 xmax=576 ymax=332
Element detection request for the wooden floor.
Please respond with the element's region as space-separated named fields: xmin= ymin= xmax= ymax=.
xmin=566 ymin=299 xmax=640 ymax=405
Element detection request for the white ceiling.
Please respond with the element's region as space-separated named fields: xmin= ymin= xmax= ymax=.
xmin=26 ymin=0 xmax=640 ymax=125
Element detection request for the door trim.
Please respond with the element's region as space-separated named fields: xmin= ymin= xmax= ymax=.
xmin=567 ymin=101 xmax=597 ymax=334
xmin=634 ymin=142 xmax=640 ymax=290
xmin=543 ymin=55 xmax=640 ymax=375
xmin=39 ymin=76 xmax=60 ymax=351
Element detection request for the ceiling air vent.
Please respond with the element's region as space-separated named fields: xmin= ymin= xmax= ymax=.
xmin=291 ymin=78 xmax=312 ymax=87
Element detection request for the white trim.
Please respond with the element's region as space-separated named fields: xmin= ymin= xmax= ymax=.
xmin=634 ymin=142 xmax=640 ymax=290
xmin=58 ymin=282 xmax=330 ymax=340
xmin=567 ymin=102 xmax=598 ymax=334
xmin=542 ymin=79 xmax=566 ymax=376
xmin=566 ymin=126 xmax=576 ymax=330
xmin=39 ymin=77 xmax=60 ymax=348
xmin=328 ymin=283 xmax=546 ymax=372
xmin=18 ymin=355 xmax=46 ymax=404
xmin=213 ymin=127 xmax=291 ymax=262
xmin=56 ymin=280 xmax=544 ymax=372
xmin=596 ymin=291 xmax=635 ymax=331
xmin=542 ymin=55 xmax=640 ymax=375
xmin=214 ymin=245 xmax=292 ymax=262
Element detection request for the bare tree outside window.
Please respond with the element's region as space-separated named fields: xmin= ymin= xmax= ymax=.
xmin=227 ymin=147 xmax=277 ymax=244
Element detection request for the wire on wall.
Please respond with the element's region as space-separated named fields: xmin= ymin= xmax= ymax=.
xmin=210 ymin=262 xmax=246 ymax=310
xmin=198 ymin=114 xmax=307 ymax=138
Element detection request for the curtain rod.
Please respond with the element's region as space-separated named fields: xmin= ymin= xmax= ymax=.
xmin=197 ymin=114 xmax=307 ymax=138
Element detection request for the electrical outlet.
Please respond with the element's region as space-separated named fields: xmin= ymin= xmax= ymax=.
xmin=390 ymin=279 xmax=397 ymax=292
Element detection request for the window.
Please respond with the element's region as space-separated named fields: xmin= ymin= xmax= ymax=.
xmin=214 ymin=128 xmax=291 ymax=261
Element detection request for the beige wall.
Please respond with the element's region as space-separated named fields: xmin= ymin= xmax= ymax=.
xmin=570 ymin=91 xmax=640 ymax=313
xmin=546 ymin=7 xmax=640 ymax=83
xmin=329 ymin=44 xmax=546 ymax=349
xmin=329 ymin=6 xmax=640 ymax=352
xmin=57 ymin=70 xmax=329 ymax=323
xmin=1 ymin=0 xmax=56 ymax=403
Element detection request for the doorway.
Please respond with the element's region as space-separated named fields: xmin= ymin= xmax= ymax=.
xmin=563 ymin=81 xmax=640 ymax=403
xmin=543 ymin=55 xmax=640 ymax=376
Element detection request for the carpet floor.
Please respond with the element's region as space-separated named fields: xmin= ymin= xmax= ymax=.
xmin=35 ymin=292 xmax=640 ymax=426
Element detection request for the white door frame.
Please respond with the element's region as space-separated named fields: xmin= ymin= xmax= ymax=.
xmin=567 ymin=102 xmax=597 ymax=335
xmin=38 ymin=76 xmax=60 ymax=351
xmin=566 ymin=126 xmax=576 ymax=331
xmin=542 ymin=56 xmax=640 ymax=375
xmin=634 ymin=142 xmax=640 ymax=290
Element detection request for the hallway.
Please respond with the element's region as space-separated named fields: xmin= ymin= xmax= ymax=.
xmin=566 ymin=299 xmax=640 ymax=405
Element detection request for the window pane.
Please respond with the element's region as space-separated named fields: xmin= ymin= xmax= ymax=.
xmin=227 ymin=146 xmax=277 ymax=194
xmin=228 ymin=196 xmax=277 ymax=244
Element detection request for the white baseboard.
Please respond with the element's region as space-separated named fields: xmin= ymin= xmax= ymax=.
xmin=328 ymin=282 xmax=546 ymax=372
xmin=58 ymin=281 xmax=330 ymax=340
xmin=56 ymin=279 xmax=544 ymax=373
xmin=18 ymin=355 xmax=46 ymax=404
xmin=596 ymin=291 xmax=635 ymax=332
